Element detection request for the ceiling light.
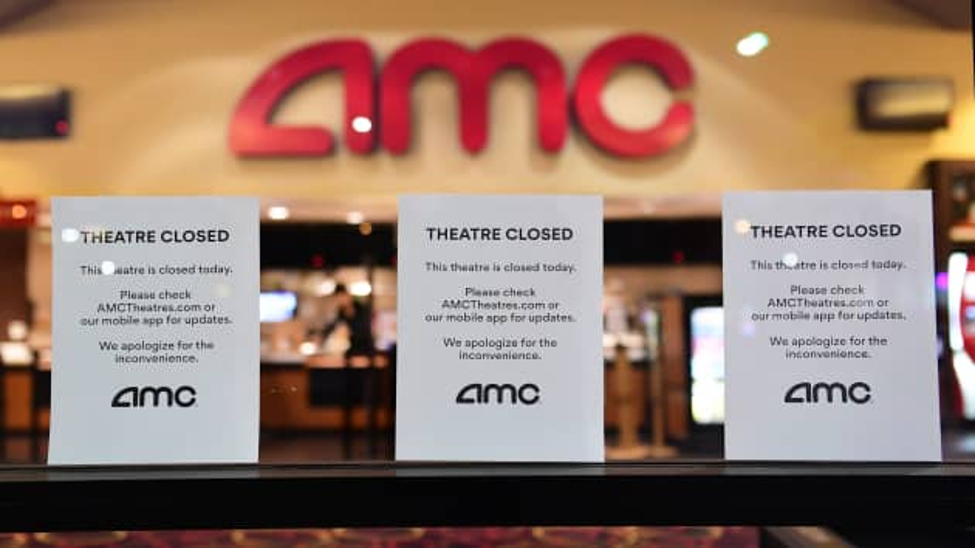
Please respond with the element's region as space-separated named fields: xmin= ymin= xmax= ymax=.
xmin=268 ymin=206 xmax=290 ymax=220
xmin=349 ymin=281 xmax=372 ymax=296
xmin=351 ymin=116 xmax=373 ymax=133
xmin=736 ymin=32 xmax=769 ymax=57
xmin=316 ymin=279 xmax=337 ymax=297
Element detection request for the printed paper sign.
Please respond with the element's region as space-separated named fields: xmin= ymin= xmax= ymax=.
xmin=49 ymin=197 xmax=259 ymax=464
xmin=396 ymin=195 xmax=603 ymax=461
xmin=723 ymin=191 xmax=941 ymax=461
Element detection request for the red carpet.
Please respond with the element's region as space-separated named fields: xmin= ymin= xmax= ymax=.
xmin=0 ymin=527 xmax=757 ymax=547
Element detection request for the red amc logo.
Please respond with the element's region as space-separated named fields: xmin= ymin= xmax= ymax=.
xmin=230 ymin=34 xmax=694 ymax=159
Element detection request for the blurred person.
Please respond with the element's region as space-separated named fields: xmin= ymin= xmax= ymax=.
xmin=320 ymin=283 xmax=374 ymax=356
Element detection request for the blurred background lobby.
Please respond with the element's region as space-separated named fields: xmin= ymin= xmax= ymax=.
xmin=0 ymin=0 xmax=972 ymax=546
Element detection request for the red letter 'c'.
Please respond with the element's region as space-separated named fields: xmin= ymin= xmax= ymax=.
xmin=573 ymin=34 xmax=693 ymax=158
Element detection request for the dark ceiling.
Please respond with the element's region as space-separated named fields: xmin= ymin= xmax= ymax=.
xmin=0 ymin=0 xmax=49 ymax=29
xmin=896 ymin=0 xmax=973 ymax=30
xmin=0 ymin=0 xmax=973 ymax=31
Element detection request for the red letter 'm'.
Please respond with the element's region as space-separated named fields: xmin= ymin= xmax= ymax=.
xmin=380 ymin=37 xmax=567 ymax=154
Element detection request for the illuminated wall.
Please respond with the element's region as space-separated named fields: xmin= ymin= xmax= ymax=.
xmin=0 ymin=0 xmax=973 ymax=200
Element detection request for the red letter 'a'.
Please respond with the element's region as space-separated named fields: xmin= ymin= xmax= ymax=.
xmin=573 ymin=34 xmax=694 ymax=158
xmin=229 ymin=40 xmax=375 ymax=156
xmin=380 ymin=37 xmax=567 ymax=154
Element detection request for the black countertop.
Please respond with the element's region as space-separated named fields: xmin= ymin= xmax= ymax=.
xmin=0 ymin=461 xmax=971 ymax=532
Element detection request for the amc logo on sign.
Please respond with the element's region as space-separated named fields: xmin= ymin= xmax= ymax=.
xmin=230 ymin=35 xmax=694 ymax=158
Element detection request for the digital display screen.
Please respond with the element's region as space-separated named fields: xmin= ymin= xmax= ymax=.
xmin=690 ymin=306 xmax=724 ymax=425
xmin=0 ymin=85 xmax=70 ymax=140
xmin=948 ymin=253 xmax=975 ymax=420
xmin=259 ymin=291 xmax=297 ymax=323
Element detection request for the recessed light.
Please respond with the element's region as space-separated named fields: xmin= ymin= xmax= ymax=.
xmin=350 ymin=281 xmax=372 ymax=296
xmin=736 ymin=32 xmax=769 ymax=57
xmin=61 ymin=227 xmax=80 ymax=243
xmin=268 ymin=206 xmax=290 ymax=220
xmin=351 ymin=116 xmax=373 ymax=133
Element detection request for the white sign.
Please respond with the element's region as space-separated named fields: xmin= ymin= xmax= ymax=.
xmin=723 ymin=191 xmax=941 ymax=461
xmin=49 ymin=197 xmax=259 ymax=465
xmin=396 ymin=195 xmax=604 ymax=461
